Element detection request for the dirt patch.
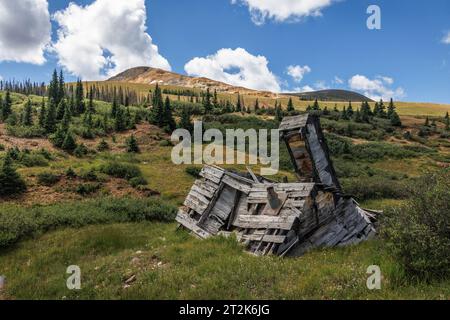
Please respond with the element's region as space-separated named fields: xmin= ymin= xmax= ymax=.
xmin=78 ymin=123 xmax=169 ymax=153
xmin=1 ymin=174 xmax=160 ymax=206
xmin=0 ymin=124 xmax=57 ymax=152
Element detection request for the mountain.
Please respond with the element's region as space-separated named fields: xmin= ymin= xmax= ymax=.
xmin=108 ymin=67 xmax=372 ymax=101
xmin=107 ymin=66 xmax=268 ymax=95
xmin=287 ymin=89 xmax=373 ymax=102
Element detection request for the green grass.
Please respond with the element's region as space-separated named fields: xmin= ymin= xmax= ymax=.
xmin=0 ymin=222 xmax=449 ymax=300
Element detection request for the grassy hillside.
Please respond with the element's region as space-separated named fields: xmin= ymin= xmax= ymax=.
xmin=0 ymin=87 xmax=449 ymax=300
xmin=1 ymin=222 xmax=449 ymax=300
xmin=82 ymin=81 xmax=450 ymax=117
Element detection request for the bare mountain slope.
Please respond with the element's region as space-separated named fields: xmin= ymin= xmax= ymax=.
xmin=107 ymin=66 xmax=264 ymax=95
xmin=108 ymin=67 xmax=372 ymax=102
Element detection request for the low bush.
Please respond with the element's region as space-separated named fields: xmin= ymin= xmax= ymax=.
xmin=129 ymin=176 xmax=148 ymax=188
xmin=382 ymin=170 xmax=450 ymax=280
xmin=185 ymin=166 xmax=201 ymax=178
xmin=37 ymin=172 xmax=61 ymax=187
xmin=6 ymin=125 xmax=46 ymax=138
xmin=99 ymin=161 xmax=142 ymax=181
xmin=0 ymin=197 xmax=177 ymax=248
xmin=75 ymin=183 xmax=101 ymax=196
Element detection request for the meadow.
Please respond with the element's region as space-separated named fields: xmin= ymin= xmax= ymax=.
xmin=0 ymin=87 xmax=449 ymax=300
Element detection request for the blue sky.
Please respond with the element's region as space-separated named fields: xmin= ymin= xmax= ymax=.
xmin=0 ymin=0 xmax=450 ymax=103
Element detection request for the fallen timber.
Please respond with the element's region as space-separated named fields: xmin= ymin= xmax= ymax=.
xmin=176 ymin=114 xmax=377 ymax=257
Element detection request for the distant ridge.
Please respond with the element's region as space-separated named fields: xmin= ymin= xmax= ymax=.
xmin=107 ymin=66 xmax=271 ymax=95
xmin=287 ymin=89 xmax=374 ymax=102
xmin=108 ymin=67 xmax=372 ymax=102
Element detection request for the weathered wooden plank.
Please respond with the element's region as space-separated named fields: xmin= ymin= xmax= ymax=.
xmin=184 ymin=196 xmax=208 ymax=214
xmin=222 ymin=175 xmax=251 ymax=194
xmin=233 ymin=215 xmax=297 ymax=230
xmin=200 ymin=171 xmax=222 ymax=184
xmin=239 ymin=234 xmax=286 ymax=244
xmin=193 ymin=181 xmax=216 ymax=197
xmin=188 ymin=189 xmax=211 ymax=205
xmin=201 ymin=166 xmax=225 ymax=178
xmin=176 ymin=212 xmax=211 ymax=239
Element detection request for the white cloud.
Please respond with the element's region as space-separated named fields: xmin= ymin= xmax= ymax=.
xmin=295 ymin=85 xmax=314 ymax=93
xmin=442 ymin=31 xmax=450 ymax=44
xmin=52 ymin=0 xmax=171 ymax=80
xmin=348 ymin=74 xmax=405 ymax=101
xmin=0 ymin=0 xmax=51 ymax=64
xmin=184 ymin=48 xmax=281 ymax=92
xmin=286 ymin=65 xmax=311 ymax=83
xmin=231 ymin=0 xmax=335 ymax=25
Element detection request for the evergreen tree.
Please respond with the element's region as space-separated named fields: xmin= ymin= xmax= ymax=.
xmin=61 ymin=104 xmax=72 ymax=130
xmin=111 ymin=95 xmax=119 ymax=118
xmin=126 ymin=134 xmax=140 ymax=153
xmin=179 ymin=107 xmax=193 ymax=133
xmin=390 ymin=111 xmax=402 ymax=127
xmin=360 ymin=101 xmax=371 ymax=123
xmin=22 ymin=99 xmax=33 ymax=126
xmin=203 ymin=88 xmax=213 ymax=114
xmin=312 ymin=99 xmax=320 ymax=111
xmin=275 ymin=102 xmax=283 ymax=122
xmin=354 ymin=109 xmax=362 ymax=123
xmin=62 ymin=131 xmax=77 ymax=152
xmin=58 ymin=69 xmax=65 ymax=104
xmin=74 ymin=79 xmax=85 ymax=115
xmin=341 ymin=106 xmax=349 ymax=120
xmin=387 ymin=98 xmax=396 ymax=118
xmin=2 ymin=90 xmax=12 ymax=121
xmin=45 ymin=98 xmax=57 ymax=133
xmin=38 ymin=98 xmax=46 ymax=127
xmin=151 ymin=84 xmax=164 ymax=126
xmin=56 ymin=98 xmax=67 ymax=120
xmin=347 ymin=101 xmax=354 ymax=118
xmin=48 ymin=69 xmax=59 ymax=105
xmin=236 ymin=94 xmax=242 ymax=112
xmin=213 ymin=89 xmax=219 ymax=108
xmin=287 ymin=98 xmax=294 ymax=112
xmin=102 ymin=113 xmax=109 ymax=133
xmin=254 ymin=99 xmax=260 ymax=112
xmin=163 ymin=96 xmax=176 ymax=131
xmin=114 ymin=107 xmax=127 ymax=132
xmin=0 ymin=152 xmax=27 ymax=197
xmin=88 ymin=87 xmax=95 ymax=114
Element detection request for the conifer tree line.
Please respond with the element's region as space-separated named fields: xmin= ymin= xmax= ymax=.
xmin=306 ymin=98 xmax=403 ymax=127
xmin=0 ymin=79 xmax=47 ymax=96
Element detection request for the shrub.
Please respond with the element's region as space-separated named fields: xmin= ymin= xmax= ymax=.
xmin=66 ymin=167 xmax=77 ymax=179
xmin=37 ymin=172 xmax=61 ymax=187
xmin=97 ymin=139 xmax=110 ymax=152
xmin=0 ymin=144 xmax=5 ymax=151
xmin=159 ymin=140 xmax=172 ymax=147
xmin=99 ymin=161 xmax=142 ymax=181
xmin=74 ymin=144 xmax=89 ymax=158
xmin=0 ymin=154 xmax=27 ymax=197
xmin=6 ymin=125 xmax=46 ymax=138
xmin=126 ymin=135 xmax=140 ymax=153
xmin=79 ymin=169 xmax=99 ymax=182
xmin=76 ymin=183 xmax=101 ymax=196
xmin=185 ymin=166 xmax=201 ymax=178
xmin=0 ymin=197 xmax=177 ymax=248
xmin=129 ymin=176 xmax=148 ymax=188
xmin=382 ymin=170 xmax=450 ymax=280
xmin=18 ymin=152 xmax=49 ymax=167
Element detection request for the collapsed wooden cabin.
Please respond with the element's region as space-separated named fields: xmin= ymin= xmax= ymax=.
xmin=176 ymin=114 xmax=377 ymax=257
